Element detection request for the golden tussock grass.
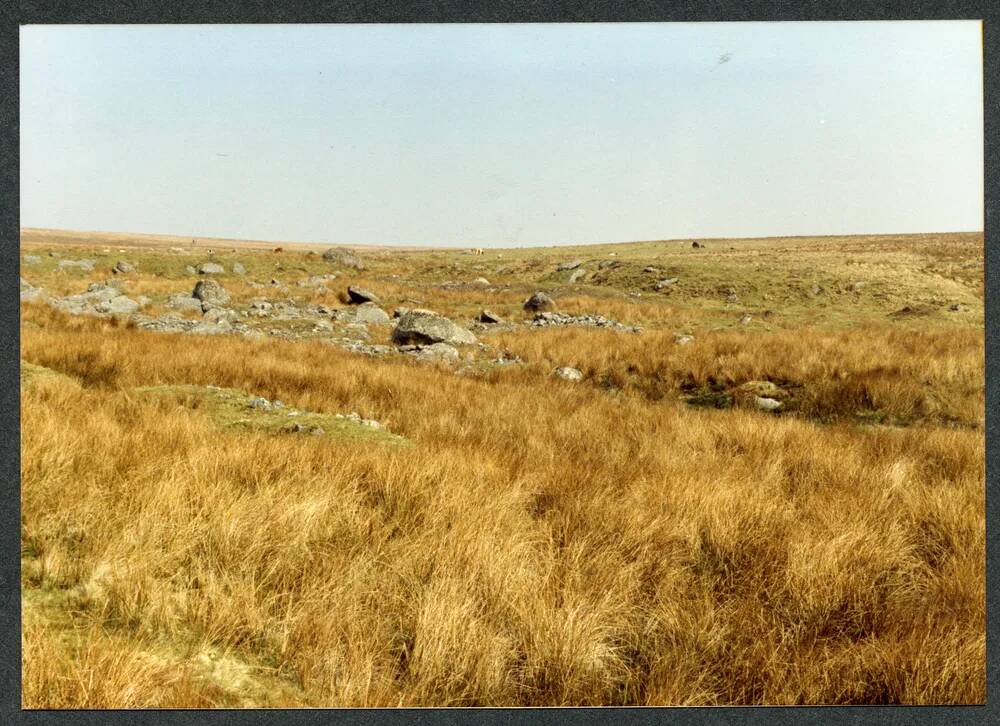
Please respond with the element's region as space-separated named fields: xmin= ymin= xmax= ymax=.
xmin=20 ymin=300 xmax=984 ymax=707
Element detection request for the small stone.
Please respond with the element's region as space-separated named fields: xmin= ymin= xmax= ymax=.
xmin=554 ymin=366 xmax=583 ymax=382
xmin=112 ymin=260 xmax=135 ymax=274
xmin=754 ymin=396 xmax=782 ymax=412
xmin=412 ymin=342 xmax=460 ymax=363
xmin=479 ymin=309 xmax=504 ymax=324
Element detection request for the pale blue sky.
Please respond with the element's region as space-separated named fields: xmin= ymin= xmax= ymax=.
xmin=20 ymin=22 xmax=983 ymax=247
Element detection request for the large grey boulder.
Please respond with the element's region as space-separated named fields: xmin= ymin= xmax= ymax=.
xmin=197 ymin=262 xmax=225 ymax=275
xmin=392 ymin=309 xmax=477 ymax=346
xmin=323 ymin=248 xmax=364 ymax=269
xmin=523 ymin=291 xmax=555 ymax=312
xmin=352 ymin=302 xmax=390 ymax=325
xmin=347 ymin=286 xmax=379 ymax=304
xmin=192 ymin=279 xmax=230 ymax=306
xmin=95 ymin=296 xmax=140 ymax=315
xmin=167 ymin=293 xmax=204 ymax=312
xmin=83 ymin=282 xmax=122 ymax=303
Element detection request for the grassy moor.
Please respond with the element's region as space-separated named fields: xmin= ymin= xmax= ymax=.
xmin=19 ymin=230 xmax=984 ymax=707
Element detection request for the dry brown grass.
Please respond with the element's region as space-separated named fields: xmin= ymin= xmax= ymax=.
xmin=21 ymin=297 xmax=984 ymax=706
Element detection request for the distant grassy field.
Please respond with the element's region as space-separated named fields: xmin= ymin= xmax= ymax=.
xmin=20 ymin=229 xmax=984 ymax=706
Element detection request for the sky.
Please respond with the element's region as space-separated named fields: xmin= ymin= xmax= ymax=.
xmin=20 ymin=22 xmax=984 ymax=247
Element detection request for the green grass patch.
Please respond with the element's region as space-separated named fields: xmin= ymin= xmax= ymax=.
xmin=133 ymin=384 xmax=408 ymax=445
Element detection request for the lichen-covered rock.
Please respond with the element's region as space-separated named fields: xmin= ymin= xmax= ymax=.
xmin=192 ymin=279 xmax=230 ymax=306
xmin=392 ymin=309 xmax=477 ymax=346
xmin=523 ymin=291 xmax=555 ymax=312
xmin=553 ymin=366 xmax=583 ymax=382
xmin=197 ymin=262 xmax=225 ymax=275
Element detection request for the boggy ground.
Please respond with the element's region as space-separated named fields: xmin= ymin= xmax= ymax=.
xmin=19 ymin=230 xmax=984 ymax=706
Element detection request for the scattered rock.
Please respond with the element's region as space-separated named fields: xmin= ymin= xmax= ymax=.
xmin=949 ymin=302 xmax=969 ymax=312
xmin=185 ymin=265 xmax=197 ymax=275
xmin=851 ymin=281 xmax=866 ymax=292
xmin=392 ymin=309 xmax=478 ymax=346
xmin=232 ymin=262 xmax=247 ymax=275
xmin=674 ymin=334 xmax=695 ymax=345
xmin=556 ymin=260 xmax=583 ymax=272
xmin=323 ymin=248 xmax=364 ymax=269
xmin=471 ymin=277 xmax=491 ymax=286
xmin=655 ymin=278 xmax=679 ymax=291
xmin=739 ymin=314 xmax=753 ymax=325
xmin=348 ymin=302 xmax=391 ymax=325
xmin=20 ymin=278 xmax=45 ymax=302
xmin=725 ymin=293 xmax=739 ymax=303
xmin=202 ymin=307 xmax=238 ymax=325
xmin=112 ymin=260 xmax=135 ymax=274
xmin=643 ymin=266 xmax=660 ymax=274
xmin=197 ymin=262 xmax=225 ymax=275
xmin=523 ymin=291 xmax=555 ymax=312
xmin=248 ymin=300 xmax=273 ymax=317
xmin=58 ymin=259 xmax=96 ymax=271
xmin=22 ymin=255 xmax=41 ymax=265
xmin=167 ymin=293 xmax=204 ymax=312
xmin=568 ymin=268 xmax=586 ymax=283
xmin=598 ymin=260 xmax=620 ymax=270
xmin=479 ymin=309 xmax=504 ymax=324
xmin=553 ymin=366 xmax=583 ymax=382
xmin=347 ymin=286 xmax=380 ymax=304
xmin=410 ymin=342 xmax=460 ymax=363
xmin=192 ymin=279 xmax=230 ymax=306
xmin=94 ymin=296 xmax=140 ymax=315
xmin=528 ymin=311 xmax=641 ymax=333
xmin=754 ymin=396 xmax=782 ymax=412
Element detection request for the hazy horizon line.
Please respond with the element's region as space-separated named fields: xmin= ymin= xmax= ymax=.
xmin=20 ymin=225 xmax=985 ymax=251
